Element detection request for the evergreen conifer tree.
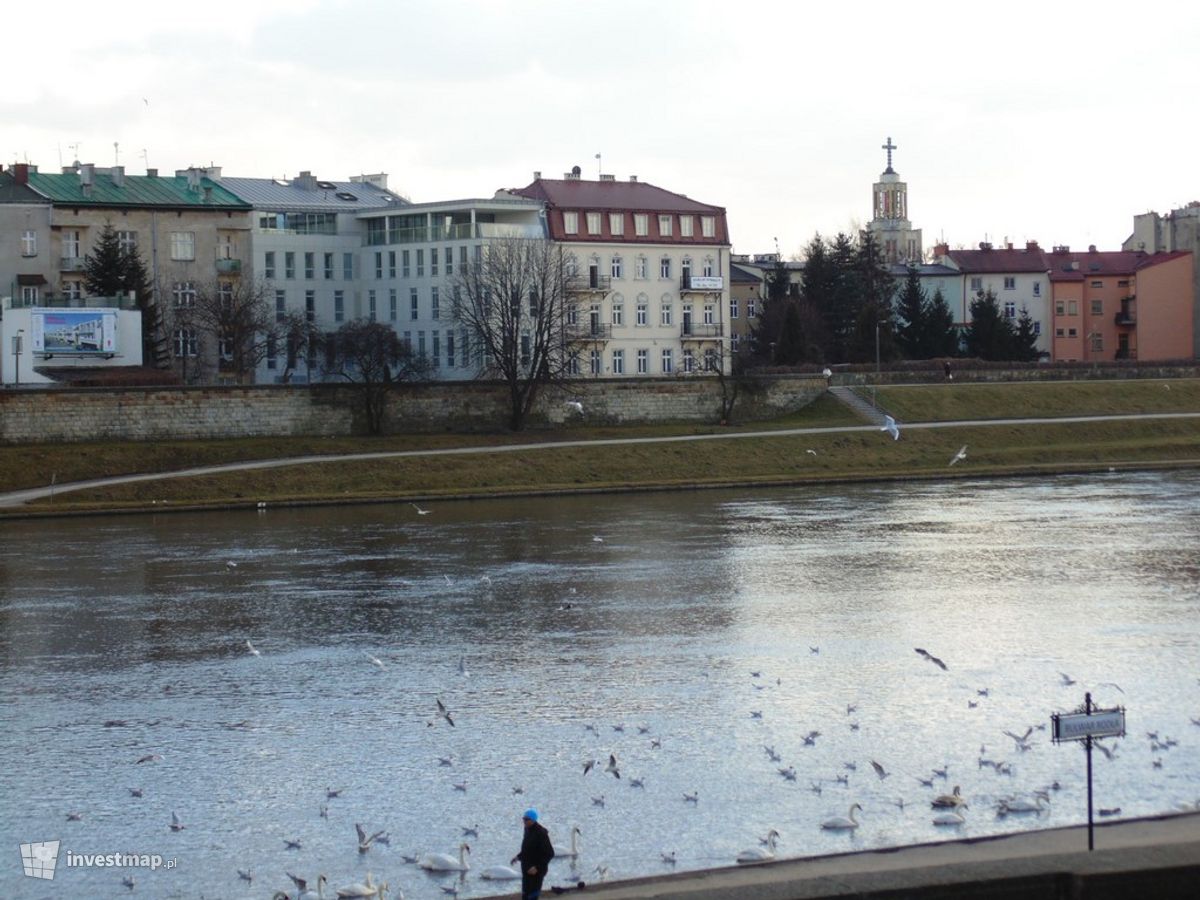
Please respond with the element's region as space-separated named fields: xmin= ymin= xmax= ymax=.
xmin=925 ymin=286 xmax=960 ymax=357
xmin=964 ymin=289 xmax=1017 ymax=360
xmin=895 ymin=267 xmax=927 ymax=358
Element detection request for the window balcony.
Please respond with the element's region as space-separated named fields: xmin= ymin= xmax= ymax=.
xmin=680 ymin=323 xmax=724 ymax=339
xmin=60 ymin=257 xmax=86 ymax=271
xmin=680 ymin=274 xmax=724 ymax=292
xmin=216 ymin=258 xmax=242 ymax=275
xmin=565 ymin=322 xmax=612 ymax=342
xmin=566 ymin=273 xmax=611 ymax=293
xmin=1114 ymin=309 xmax=1135 ymax=326
xmin=1114 ymin=347 xmax=1137 ymax=360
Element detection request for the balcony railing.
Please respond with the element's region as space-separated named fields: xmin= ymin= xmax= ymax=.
xmin=565 ymin=323 xmax=612 ymax=341
xmin=367 ymin=222 xmax=545 ymax=246
xmin=60 ymin=256 xmax=86 ymax=272
xmin=565 ymin=273 xmax=612 ymax=293
xmin=1114 ymin=310 xmax=1135 ymax=326
xmin=216 ymin=258 xmax=242 ymax=275
xmin=1115 ymin=347 xmax=1137 ymax=360
xmin=680 ymin=274 xmax=724 ymax=291
xmin=680 ymin=323 xmax=724 ymax=339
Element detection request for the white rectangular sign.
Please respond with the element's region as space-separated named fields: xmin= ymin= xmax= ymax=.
xmin=1053 ymin=709 xmax=1125 ymax=741
xmin=688 ymin=275 xmax=724 ymax=290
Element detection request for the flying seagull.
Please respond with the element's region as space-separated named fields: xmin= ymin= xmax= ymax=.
xmin=949 ymin=445 xmax=968 ymax=466
xmin=915 ymin=648 xmax=948 ymax=670
xmin=245 ymin=640 xmax=261 ymax=656
xmin=411 ymin=502 xmax=431 ymax=515
xmin=881 ymin=415 xmax=900 ymax=441
xmin=605 ymin=753 xmax=621 ymax=779
xmin=871 ymin=760 xmax=890 ymax=780
xmin=436 ymin=698 xmax=455 ymax=727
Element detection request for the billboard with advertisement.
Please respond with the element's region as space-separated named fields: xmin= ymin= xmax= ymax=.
xmin=30 ymin=309 xmax=119 ymax=355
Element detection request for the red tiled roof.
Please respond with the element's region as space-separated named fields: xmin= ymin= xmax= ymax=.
xmin=1134 ymin=250 xmax=1193 ymax=271
xmin=1044 ymin=250 xmax=1147 ymax=277
xmin=944 ymin=247 xmax=1048 ymax=274
xmin=512 ymin=177 xmax=730 ymax=246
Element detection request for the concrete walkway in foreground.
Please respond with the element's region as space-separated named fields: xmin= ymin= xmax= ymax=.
xmin=477 ymin=811 xmax=1200 ymax=899
xmin=2 ymin=411 xmax=1198 ymax=509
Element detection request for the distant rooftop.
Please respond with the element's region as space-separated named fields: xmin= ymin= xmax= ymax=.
xmin=3 ymin=163 xmax=250 ymax=209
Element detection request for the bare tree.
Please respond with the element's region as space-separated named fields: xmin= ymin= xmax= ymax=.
xmin=449 ymin=237 xmax=572 ymax=431
xmin=321 ymin=319 xmax=432 ymax=435
xmin=190 ymin=278 xmax=275 ymax=384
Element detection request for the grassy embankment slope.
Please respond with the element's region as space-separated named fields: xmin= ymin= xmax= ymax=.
xmin=3 ymin=379 xmax=1199 ymax=513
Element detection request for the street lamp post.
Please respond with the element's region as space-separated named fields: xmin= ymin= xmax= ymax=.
xmin=13 ymin=329 xmax=24 ymax=387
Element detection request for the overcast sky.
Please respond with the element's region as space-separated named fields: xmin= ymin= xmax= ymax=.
xmin=6 ymin=0 xmax=1197 ymax=259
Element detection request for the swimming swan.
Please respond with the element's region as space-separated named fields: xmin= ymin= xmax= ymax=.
xmin=736 ymin=829 xmax=779 ymax=863
xmin=821 ymin=803 xmax=862 ymax=830
xmin=419 ymin=842 xmax=470 ymax=872
xmin=931 ymin=786 xmax=966 ymax=809
xmin=479 ymin=864 xmax=522 ymax=880
xmin=556 ymin=825 xmax=582 ymax=859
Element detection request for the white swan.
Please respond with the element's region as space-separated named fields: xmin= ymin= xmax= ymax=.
xmin=556 ymin=825 xmax=582 ymax=859
xmin=479 ymin=864 xmax=522 ymax=880
xmin=419 ymin=842 xmax=470 ymax=871
xmin=335 ymin=872 xmax=384 ymax=898
xmin=297 ymin=874 xmax=327 ymax=900
xmin=736 ymin=829 xmax=779 ymax=863
xmin=999 ymin=795 xmax=1047 ymax=814
xmin=821 ymin=803 xmax=862 ymax=830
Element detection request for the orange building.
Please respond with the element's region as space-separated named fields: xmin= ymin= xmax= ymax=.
xmin=1046 ymin=247 xmax=1193 ymax=361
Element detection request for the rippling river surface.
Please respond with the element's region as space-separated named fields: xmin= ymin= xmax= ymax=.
xmin=2 ymin=471 xmax=1199 ymax=898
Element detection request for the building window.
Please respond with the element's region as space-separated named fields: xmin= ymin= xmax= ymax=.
xmin=285 ymin=251 xmax=296 ymax=279
xmin=431 ymin=286 xmax=440 ymax=320
xmin=325 ymin=252 xmax=335 ymax=279
xmin=568 ymin=351 xmax=580 ymax=375
xmin=661 ymin=348 xmax=673 ymax=373
xmin=704 ymin=304 xmax=715 ymax=325
xmin=173 ymin=328 xmax=197 ymax=357
xmin=1033 ymin=281 xmax=1041 ymax=297
xmin=703 ymin=257 xmax=714 ymax=277
xmin=416 ymin=249 xmax=424 ymax=277
xmin=303 ymin=252 xmax=314 ymax=280
xmin=275 ymin=290 xmax=286 ymax=322
xmin=305 ymin=290 xmax=315 ymax=323
xmin=589 ymin=348 xmax=602 ymax=375
xmin=367 ymin=290 xmax=376 ymax=321
xmin=266 ymin=335 xmax=277 ymax=370
xmin=635 ymin=255 xmax=648 ymax=279
xmin=117 ymin=230 xmax=137 ymax=253
xmin=434 ymin=331 xmax=443 ymax=367
xmin=587 ymin=212 xmax=602 ymax=235
xmin=1068 ymin=300 xmax=1078 ymax=315
xmin=446 ymin=332 xmax=456 ymax=368
xmin=609 ymin=213 xmax=624 ymax=235
xmin=634 ymin=214 xmax=648 ymax=236
xmin=389 ymin=288 xmax=398 ymax=321
xmin=1033 ymin=321 xmax=1041 ymax=335
xmin=264 ymin=251 xmax=276 ymax=280
xmin=659 ymin=257 xmax=671 ymax=279
xmin=970 ymin=277 xmax=982 ymax=292
xmin=1090 ymin=280 xmax=1103 ymax=288
xmin=1003 ymin=301 xmax=1016 ymax=318
xmin=402 ymin=250 xmax=411 ymax=278
xmin=701 ymin=216 xmax=715 ymax=238
xmin=343 ymin=253 xmax=353 ymax=280
xmin=410 ymin=288 xmax=419 ymax=320
xmin=730 ymin=298 xmax=739 ymax=319
xmin=172 ymin=281 xmax=196 ymax=307
xmin=1003 ymin=277 xmax=1016 ymax=290
xmin=731 ymin=333 xmax=740 ymax=353
xmin=374 ymin=251 xmax=383 ymax=279
xmin=418 ymin=331 xmax=426 ymax=358
xmin=682 ymin=348 xmax=695 ymax=373
xmin=20 ymin=285 xmax=38 ymax=304
xmin=61 ymin=229 xmax=81 ymax=259
xmin=445 ymin=246 xmax=454 ymax=276
xmin=660 ymin=303 xmax=673 ymax=326
xmin=611 ymin=302 xmax=624 ymax=326
xmin=1055 ymin=328 xmax=1065 ymax=337
xmin=1056 ymin=300 xmax=1066 ymax=315
xmin=611 ymin=256 xmax=623 ymax=279
xmin=636 ymin=348 xmax=648 ymax=374
xmin=636 ymin=301 xmax=648 ymax=326
xmin=563 ymin=211 xmax=579 ymax=234
xmin=1091 ymin=300 xmax=1103 ymax=315
xmin=658 ymin=215 xmax=673 ymax=237
xmin=612 ymin=349 xmax=625 ymax=374
xmin=383 ymin=250 xmax=394 ymax=279
xmin=679 ymin=216 xmax=693 ymax=238
xmin=169 ymin=232 xmax=195 ymax=261
xmin=431 ymin=248 xmax=439 ymax=277
xmin=61 ymin=280 xmax=82 ymax=300
xmin=1091 ymin=333 xmax=1103 ymax=352
xmin=704 ymin=348 xmax=718 ymax=371
xmin=747 ymin=298 xmax=757 ymax=318
xmin=20 ymin=230 xmax=37 ymax=256
xmin=1068 ymin=327 xmax=1078 ymax=337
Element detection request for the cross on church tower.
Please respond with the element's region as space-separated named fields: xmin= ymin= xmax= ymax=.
xmin=882 ymin=136 xmax=897 ymax=172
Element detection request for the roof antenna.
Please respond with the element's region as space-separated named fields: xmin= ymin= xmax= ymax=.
xmin=141 ymin=149 xmax=150 ymax=169
xmin=114 ymin=141 xmax=120 ymax=165
xmin=595 ymin=152 xmax=601 ymax=179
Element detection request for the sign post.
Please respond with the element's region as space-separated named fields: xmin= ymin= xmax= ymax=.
xmin=1051 ymin=692 xmax=1126 ymax=851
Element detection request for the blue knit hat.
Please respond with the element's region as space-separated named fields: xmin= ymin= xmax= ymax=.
xmin=523 ymin=808 xmax=538 ymax=822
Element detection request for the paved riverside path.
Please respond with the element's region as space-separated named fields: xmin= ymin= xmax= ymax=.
xmin=2 ymin=411 xmax=1199 ymax=509
xmin=477 ymin=811 xmax=1200 ymax=900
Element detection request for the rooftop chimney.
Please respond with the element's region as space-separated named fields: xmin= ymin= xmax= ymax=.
xmin=532 ymin=171 xmax=541 ymax=180
xmin=79 ymin=163 xmax=94 ymax=187
xmin=350 ymin=173 xmax=389 ymax=190
xmin=1053 ymin=245 xmax=1069 ymax=253
xmin=186 ymin=167 xmax=201 ymax=191
xmin=629 ymin=175 xmax=638 ymax=182
xmin=110 ymin=165 xmax=125 ymax=188
xmin=292 ymin=170 xmax=318 ymax=191
xmin=12 ymin=162 xmax=30 ymax=184
xmin=146 ymin=167 xmax=158 ymax=178
xmin=1025 ymin=240 xmax=1039 ymax=251
xmin=933 ymin=242 xmax=949 ymax=257
xmin=1088 ymin=244 xmax=1097 ymax=253
xmin=599 ymin=173 xmax=615 ymax=182
xmin=978 ymin=241 xmax=992 ymax=251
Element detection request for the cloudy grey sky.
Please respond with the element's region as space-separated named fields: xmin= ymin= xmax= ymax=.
xmin=7 ymin=0 xmax=1197 ymax=259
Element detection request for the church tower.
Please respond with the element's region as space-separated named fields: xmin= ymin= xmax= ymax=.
xmin=867 ymin=136 xmax=923 ymax=264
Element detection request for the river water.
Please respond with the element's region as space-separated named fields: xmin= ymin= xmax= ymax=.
xmin=1 ymin=471 xmax=1198 ymax=899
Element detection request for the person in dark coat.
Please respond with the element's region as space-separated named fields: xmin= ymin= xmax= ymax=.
xmin=511 ymin=808 xmax=555 ymax=900
xmin=943 ymin=360 xmax=953 ymax=381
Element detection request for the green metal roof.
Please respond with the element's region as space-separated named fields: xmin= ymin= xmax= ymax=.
xmin=24 ymin=171 xmax=251 ymax=209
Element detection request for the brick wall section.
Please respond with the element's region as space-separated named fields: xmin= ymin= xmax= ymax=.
xmin=0 ymin=378 xmax=824 ymax=444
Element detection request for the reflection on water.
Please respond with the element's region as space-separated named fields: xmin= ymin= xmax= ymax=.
xmin=2 ymin=471 xmax=1199 ymax=898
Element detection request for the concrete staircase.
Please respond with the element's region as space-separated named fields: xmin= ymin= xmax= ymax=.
xmin=828 ymin=385 xmax=892 ymax=426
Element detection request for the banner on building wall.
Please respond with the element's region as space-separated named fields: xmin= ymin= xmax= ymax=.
xmin=30 ymin=309 xmax=119 ymax=355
